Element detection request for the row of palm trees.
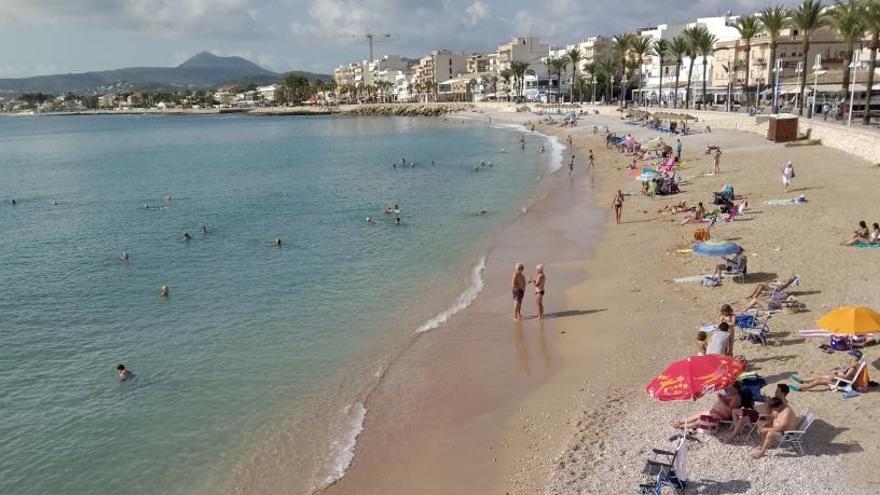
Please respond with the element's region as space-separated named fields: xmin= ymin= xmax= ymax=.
xmin=538 ymin=0 xmax=880 ymax=122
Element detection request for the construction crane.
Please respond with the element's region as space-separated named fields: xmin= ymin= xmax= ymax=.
xmin=350 ymin=32 xmax=391 ymax=62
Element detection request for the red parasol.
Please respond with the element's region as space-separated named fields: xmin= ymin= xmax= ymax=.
xmin=645 ymin=355 xmax=746 ymax=402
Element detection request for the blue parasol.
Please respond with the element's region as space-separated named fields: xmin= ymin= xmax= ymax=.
xmin=692 ymin=240 xmax=742 ymax=257
xmin=636 ymin=170 xmax=661 ymax=181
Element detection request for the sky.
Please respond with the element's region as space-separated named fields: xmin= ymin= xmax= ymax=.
xmin=0 ymin=0 xmax=800 ymax=78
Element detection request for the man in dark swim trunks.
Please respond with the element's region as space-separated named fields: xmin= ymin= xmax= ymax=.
xmin=512 ymin=263 xmax=526 ymax=321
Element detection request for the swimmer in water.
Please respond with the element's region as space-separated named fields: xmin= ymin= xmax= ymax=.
xmin=52 ymin=200 xmax=58 ymax=206
xmin=539 ymin=146 xmax=545 ymax=154
xmin=401 ymin=157 xmax=407 ymax=167
xmin=120 ymin=251 xmax=129 ymax=261
xmin=488 ymin=161 xmax=493 ymax=167
xmin=431 ymin=160 xmax=435 ymax=166
xmin=501 ymin=148 xmax=507 ymax=153
xmin=11 ymin=199 xmax=16 ymax=206
xmin=366 ymin=217 xmax=376 ymax=224
xmin=183 ymin=232 xmax=191 ymax=241
xmin=272 ymin=238 xmax=282 ymax=247
xmin=117 ymin=364 xmax=135 ymax=381
xmin=395 ymin=217 xmax=401 ymax=225
xmin=480 ymin=161 xmax=486 ymax=167
xmin=159 ymin=285 xmax=170 ymax=297
xmin=201 ymin=225 xmax=208 ymax=236
xmin=165 ymin=193 xmax=172 ymax=203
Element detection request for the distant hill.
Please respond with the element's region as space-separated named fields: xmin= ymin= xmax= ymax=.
xmin=0 ymin=52 xmax=329 ymax=94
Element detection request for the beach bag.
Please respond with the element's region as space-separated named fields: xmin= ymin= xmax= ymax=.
xmin=740 ymin=376 xmax=767 ymax=403
xmin=855 ymin=367 xmax=870 ymax=393
xmin=702 ymin=276 xmax=720 ymax=287
xmin=696 ymin=415 xmax=719 ymax=431
xmin=850 ymin=335 xmax=867 ymax=348
xmin=830 ymin=335 xmax=850 ymax=351
xmin=694 ymin=228 xmax=710 ymax=241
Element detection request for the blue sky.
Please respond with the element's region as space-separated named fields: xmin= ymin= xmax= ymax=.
xmin=0 ymin=0 xmax=798 ymax=77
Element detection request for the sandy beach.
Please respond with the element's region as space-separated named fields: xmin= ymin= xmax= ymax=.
xmin=319 ymin=103 xmax=880 ymax=495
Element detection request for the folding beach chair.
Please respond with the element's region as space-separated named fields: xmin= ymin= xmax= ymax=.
xmin=736 ymin=310 xmax=770 ymax=346
xmin=776 ymin=408 xmax=815 ymax=455
xmin=639 ymin=436 xmax=688 ymax=494
xmin=830 ymin=360 xmax=867 ymax=393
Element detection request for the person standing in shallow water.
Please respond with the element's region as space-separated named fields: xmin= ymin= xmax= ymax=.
xmin=529 ymin=265 xmax=546 ymax=320
xmin=512 ymin=263 xmax=526 ymax=321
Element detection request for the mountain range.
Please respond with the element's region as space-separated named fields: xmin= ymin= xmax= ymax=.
xmin=0 ymin=52 xmax=329 ymax=94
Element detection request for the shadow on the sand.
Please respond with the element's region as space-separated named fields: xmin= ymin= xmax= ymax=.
xmin=686 ymin=479 xmax=752 ymax=494
xmin=775 ymin=419 xmax=862 ymax=458
xmin=546 ymin=308 xmax=607 ymax=319
xmin=748 ymin=354 xmax=798 ymax=365
xmin=789 ymin=289 xmax=822 ymax=297
xmin=744 ymin=272 xmax=778 ymax=283
xmin=619 ymin=218 xmax=657 ymax=224
xmin=787 ymin=186 xmax=823 ymax=193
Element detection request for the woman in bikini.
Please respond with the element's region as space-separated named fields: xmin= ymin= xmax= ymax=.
xmin=612 ymin=190 xmax=624 ymax=224
xmin=528 ymin=264 xmax=546 ymax=320
xmin=672 ymin=382 xmax=744 ymax=429
xmin=680 ymin=202 xmax=705 ymax=225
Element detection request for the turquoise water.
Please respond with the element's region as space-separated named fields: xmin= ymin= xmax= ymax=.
xmin=0 ymin=115 xmax=551 ymax=494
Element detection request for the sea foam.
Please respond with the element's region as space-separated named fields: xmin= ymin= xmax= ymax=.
xmin=415 ymin=255 xmax=487 ymax=333
xmin=322 ymin=402 xmax=367 ymax=487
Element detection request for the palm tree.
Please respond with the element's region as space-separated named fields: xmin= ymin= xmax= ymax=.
xmin=669 ymin=36 xmax=689 ymax=108
xmin=596 ymin=58 xmax=616 ymax=102
xmin=864 ymin=0 xmax=880 ymax=123
xmin=759 ymin=5 xmax=790 ymax=112
xmin=653 ymin=39 xmax=670 ymax=107
xmin=566 ymin=48 xmax=583 ymax=103
xmin=583 ymin=62 xmax=597 ymax=102
xmin=612 ymin=33 xmax=635 ymax=105
xmin=682 ymin=26 xmax=700 ymax=109
xmin=693 ymin=25 xmax=718 ymax=109
xmin=553 ymin=58 xmax=569 ymax=102
xmin=733 ymin=15 xmax=763 ymax=104
xmin=499 ymin=68 xmax=512 ymax=101
xmin=629 ymin=35 xmax=653 ymax=105
xmin=829 ymin=0 xmax=866 ymax=93
xmin=789 ymin=0 xmax=828 ymax=115
xmin=509 ymin=61 xmax=530 ymax=101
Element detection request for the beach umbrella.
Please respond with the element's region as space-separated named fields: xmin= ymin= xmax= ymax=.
xmin=691 ymin=240 xmax=741 ymax=257
xmin=817 ymin=307 xmax=880 ymax=335
xmin=636 ymin=171 xmax=661 ymax=181
xmin=646 ymin=354 xmax=746 ymax=402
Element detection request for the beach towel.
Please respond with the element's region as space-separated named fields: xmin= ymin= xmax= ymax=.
xmin=673 ymin=274 xmax=705 ymax=284
xmin=854 ymin=242 xmax=880 ymax=249
xmin=767 ymin=195 xmax=808 ymax=207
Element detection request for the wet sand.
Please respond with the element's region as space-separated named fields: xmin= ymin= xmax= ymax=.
xmin=324 ymin=106 xmax=880 ymax=494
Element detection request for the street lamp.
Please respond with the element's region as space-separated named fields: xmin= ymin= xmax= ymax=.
xmin=772 ymin=59 xmax=783 ymax=114
xmin=810 ymin=54 xmax=826 ymax=119
xmin=794 ymin=61 xmax=804 ymax=113
xmin=756 ymin=77 xmax=765 ymax=108
xmin=848 ymin=50 xmax=866 ymax=126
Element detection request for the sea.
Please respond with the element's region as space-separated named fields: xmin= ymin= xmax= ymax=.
xmin=0 ymin=114 xmax=562 ymax=494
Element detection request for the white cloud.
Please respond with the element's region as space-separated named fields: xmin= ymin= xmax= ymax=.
xmin=464 ymin=1 xmax=490 ymax=27
xmin=0 ymin=0 xmax=274 ymax=39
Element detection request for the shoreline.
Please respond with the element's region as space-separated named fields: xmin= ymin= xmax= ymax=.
xmin=321 ymin=109 xmax=606 ymax=494
xmin=321 ymin=103 xmax=880 ymax=494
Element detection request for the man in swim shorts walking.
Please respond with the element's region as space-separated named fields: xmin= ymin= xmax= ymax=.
xmin=512 ymin=263 xmax=526 ymax=321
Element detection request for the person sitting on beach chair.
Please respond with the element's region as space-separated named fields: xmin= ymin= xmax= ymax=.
xmin=712 ymin=247 xmax=747 ymax=280
xmin=842 ymin=221 xmax=871 ymax=246
xmin=751 ymin=397 xmax=797 ymax=459
xmin=672 ymin=382 xmax=743 ymax=429
xmin=722 ymin=384 xmax=790 ymax=444
xmin=789 ymin=350 xmax=863 ymax=391
xmin=745 ymin=275 xmax=799 ymax=300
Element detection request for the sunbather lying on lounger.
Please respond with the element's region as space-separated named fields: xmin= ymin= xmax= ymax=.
xmin=842 ymin=221 xmax=870 ymax=246
xmin=722 ymin=384 xmax=790 ymax=444
xmin=672 ymin=382 xmax=743 ymax=429
xmin=752 ymin=398 xmax=797 ymax=459
xmin=789 ymin=350 xmax=861 ymax=391
xmin=745 ymin=275 xmax=799 ymax=300
xmin=739 ymin=289 xmax=797 ymax=313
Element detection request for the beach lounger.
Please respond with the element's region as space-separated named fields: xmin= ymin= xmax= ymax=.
xmin=776 ymin=408 xmax=815 ymax=455
xmin=830 ymin=360 xmax=867 ymax=393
